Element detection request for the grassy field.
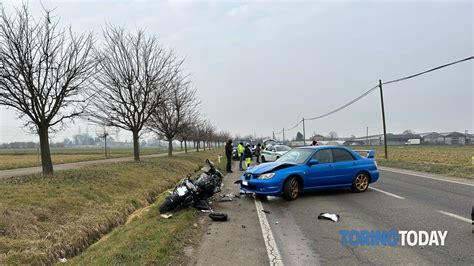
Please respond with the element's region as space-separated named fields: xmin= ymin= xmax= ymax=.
xmin=349 ymin=145 xmax=473 ymax=179
xmin=0 ymin=147 xmax=184 ymax=170
xmin=0 ymin=149 xmax=221 ymax=265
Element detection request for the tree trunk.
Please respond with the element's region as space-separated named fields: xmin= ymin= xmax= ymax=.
xmin=168 ymin=139 xmax=173 ymax=156
xmin=184 ymin=140 xmax=188 ymax=153
xmin=203 ymin=141 xmax=206 ymax=151
xmin=38 ymin=126 xmax=54 ymax=174
xmin=132 ymin=130 xmax=140 ymax=161
xmin=180 ymin=141 xmax=183 ymax=151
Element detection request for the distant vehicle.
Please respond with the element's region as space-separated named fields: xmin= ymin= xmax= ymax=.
xmin=262 ymin=138 xmax=278 ymax=148
xmin=405 ymin=139 xmax=420 ymax=145
xmin=240 ymin=146 xmax=379 ymax=201
xmin=232 ymin=138 xmax=255 ymax=160
xmin=261 ymin=144 xmax=291 ymax=162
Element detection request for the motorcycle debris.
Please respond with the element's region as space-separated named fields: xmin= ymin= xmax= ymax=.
xmin=160 ymin=213 xmax=173 ymax=219
xmin=261 ymin=209 xmax=271 ymax=214
xmin=201 ymin=209 xmax=213 ymax=213
xmin=209 ymin=212 xmax=228 ymax=221
xmin=234 ymin=180 xmax=242 ymax=184
xmin=317 ymin=213 xmax=340 ymax=222
xmin=275 ymin=221 xmax=279 ymax=225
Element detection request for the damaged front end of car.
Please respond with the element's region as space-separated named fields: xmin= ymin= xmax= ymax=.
xmin=240 ymin=162 xmax=297 ymax=196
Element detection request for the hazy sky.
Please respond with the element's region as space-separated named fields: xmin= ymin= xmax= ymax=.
xmin=0 ymin=0 xmax=472 ymax=143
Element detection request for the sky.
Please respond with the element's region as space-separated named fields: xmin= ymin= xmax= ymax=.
xmin=0 ymin=0 xmax=472 ymax=143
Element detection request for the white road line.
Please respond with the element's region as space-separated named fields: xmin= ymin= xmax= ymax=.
xmin=379 ymin=167 xmax=474 ymax=187
xmin=437 ymin=210 xmax=472 ymax=224
xmin=254 ymin=199 xmax=284 ymax=266
xmin=369 ymin=187 xmax=406 ymax=199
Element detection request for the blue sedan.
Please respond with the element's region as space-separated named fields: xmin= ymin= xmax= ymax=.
xmin=240 ymin=146 xmax=379 ymax=200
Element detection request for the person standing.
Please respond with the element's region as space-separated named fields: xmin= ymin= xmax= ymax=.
xmin=238 ymin=142 xmax=245 ymax=171
xmin=244 ymin=143 xmax=253 ymax=169
xmin=255 ymin=143 xmax=262 ymax=164
xmin=311 ymin=140 xmax=318 ymax=146
xmin=225 ymin=139 xmax=233 ymax=173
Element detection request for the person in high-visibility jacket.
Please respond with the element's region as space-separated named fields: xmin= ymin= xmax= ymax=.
xmin=244 ymin=143 xmax=253 ymax=169
xmin=237 ymin=142 xmax=245 ymax=171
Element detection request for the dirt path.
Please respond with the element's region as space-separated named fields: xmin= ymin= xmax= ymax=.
xmin=0 ymin=150 xmax=194 ymax=178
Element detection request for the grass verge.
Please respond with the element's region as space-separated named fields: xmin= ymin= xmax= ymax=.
xmin=0 ymin=149 xmax=220 ymax=264
xmin=67 ymin=154 xmax=227 ymax=265
xmin=349 ymin=146 xmax=473 ymax=179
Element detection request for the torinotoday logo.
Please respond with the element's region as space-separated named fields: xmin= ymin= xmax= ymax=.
xmin=340 ymin=230 xmax=448 ymax=247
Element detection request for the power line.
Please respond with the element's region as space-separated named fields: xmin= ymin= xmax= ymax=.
xmin=275 ymin=55 xmax=473 ymax=133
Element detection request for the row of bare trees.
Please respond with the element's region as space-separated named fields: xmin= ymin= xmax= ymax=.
xmin=0 ymin=6 xmax=227 ymax=174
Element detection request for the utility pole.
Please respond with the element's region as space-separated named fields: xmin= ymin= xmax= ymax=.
xmin=302 ymin=118 xmax=306 ymax=146
xmin=272 ymin=131 xmax=275 ymax=140
xmin=379 ymin=79 xmax=388 ymax=159
xmin=366 ymin=126 xmax=369 ymax=146
xmin=282 ymin=128 xmax=285 ymax=143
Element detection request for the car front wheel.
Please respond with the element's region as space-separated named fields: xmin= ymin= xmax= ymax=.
xmin=283 ymin=176 xmax=300 ymax=201
xmin=351 ymin=172 xmax=369 ymax=192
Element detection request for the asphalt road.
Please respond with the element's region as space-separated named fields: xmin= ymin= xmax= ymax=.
xmin=192 ymin=163 xmax=473 ymax=265
xmin=261 ymin=167 xmax=474 ymax=265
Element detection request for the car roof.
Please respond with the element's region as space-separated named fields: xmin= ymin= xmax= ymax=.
xmin=297 ymin=145 xmax=347 ymax=150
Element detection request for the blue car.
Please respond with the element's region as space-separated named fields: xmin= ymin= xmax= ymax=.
xmin=240 ymin=146 xmax=379 ymax=200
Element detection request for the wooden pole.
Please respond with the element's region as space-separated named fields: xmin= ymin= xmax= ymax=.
xmin=302 ymin=118 xmax=306 ymax=146
xmin=379 ymin=79 xmax=388 ymax=159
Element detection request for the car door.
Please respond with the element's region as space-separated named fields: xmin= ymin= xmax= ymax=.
xmin=331 ymin=148 xmax=358 ymax=184
xmin=304 ymin=148 xmax=336 ymax=188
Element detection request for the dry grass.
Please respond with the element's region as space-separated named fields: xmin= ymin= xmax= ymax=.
xmin=0 ymin=150 xmax=220 ymax=265
xmin=0 ymin=147 xmax=174 ymax=170
xmin=350 ymin=145 xmax=473 ymax=179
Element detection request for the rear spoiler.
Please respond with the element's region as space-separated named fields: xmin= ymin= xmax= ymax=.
xmin=353 ymin=150 xmax=375 ymax=159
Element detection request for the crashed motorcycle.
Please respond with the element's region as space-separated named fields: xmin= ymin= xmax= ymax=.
xmin=159 ymin=159 xmax=223 ymax=213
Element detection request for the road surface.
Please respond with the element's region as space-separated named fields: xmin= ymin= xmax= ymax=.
xmin=0 ymin=150 xmax=192 ymax=179
xmin=191 ymin=163 xmax=473 ymax=265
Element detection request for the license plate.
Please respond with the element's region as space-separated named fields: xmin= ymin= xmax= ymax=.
xmin=242 ymin=181 xmax=248 ymax=186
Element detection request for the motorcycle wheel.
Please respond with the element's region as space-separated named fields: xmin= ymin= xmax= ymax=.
xmin=159 ymin=194 xmax=180 ymax=213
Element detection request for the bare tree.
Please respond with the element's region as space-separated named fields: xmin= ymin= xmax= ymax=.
xmin=0 ymin=6 xmax=96 ymax=174
xmin=148 ymin=76 xmax=200 ymax=156
xmin=327 ymin=131 xmax=338 ymax=140
xmin=88 ymin=26 xmax=179 ymax=161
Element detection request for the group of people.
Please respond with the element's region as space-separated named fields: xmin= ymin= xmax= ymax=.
xmin=224 ymin=139 xmax=319 ymax=173
xmin=224 ymin=140 xmax=263 ymax=173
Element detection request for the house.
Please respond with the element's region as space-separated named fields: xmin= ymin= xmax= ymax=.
xmin=440 ymin=132 xmax=466 ymax=145
xmin=420 ymin=132 xmax=444 ymax=144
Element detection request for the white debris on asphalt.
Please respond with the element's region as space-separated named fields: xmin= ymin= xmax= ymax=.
xmin=318 ymin=213 xmax=340 ymax=222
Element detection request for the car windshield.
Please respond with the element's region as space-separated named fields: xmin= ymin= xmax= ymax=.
xmin=276 ymin=148 xmax=312 ymax=164
xmin=275 ymin=146 xmax=291 ymax=152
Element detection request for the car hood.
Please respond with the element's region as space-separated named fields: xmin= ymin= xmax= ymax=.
xmin=246 ymin=161 xmax=297 ymax=175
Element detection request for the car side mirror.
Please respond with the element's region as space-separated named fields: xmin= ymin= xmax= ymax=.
xmin=308 ymin=159 xmax=319 ymax=165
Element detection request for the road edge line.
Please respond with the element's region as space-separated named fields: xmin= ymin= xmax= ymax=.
xmin=437 ymin=210 xmax=472 ymax=224
xmin=379 ymin=167 xmax=474 ymax=187
xmin=370 ymin=187 xmax=405 ymax=199
xmin=254 ymin=199 xmax=284 ymax=266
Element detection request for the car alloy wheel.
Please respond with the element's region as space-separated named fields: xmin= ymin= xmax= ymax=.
xmin=283 ymin=176 xmax=300 ymax=201
xmin=353 ymin=173 xmax=369 ymax=192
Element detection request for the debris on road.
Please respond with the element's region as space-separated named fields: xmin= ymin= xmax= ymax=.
xmin=209 ymin=212 xmax=228 ymax=221
xmin=234 ymin=180 xmax=242 ymax=184
xmin=262 ymin=209 xmax=271 ymax=214
xmin=219 ymin=193 xmax=240 ymax=202
xmin=241 ymin=225 xmax=246 ymax=228
xmin=275 ymin=221 xmax=279 ymax=225
xmin=318 ymin=213 xmax=340 ymax=222
xmin=160 ymin=213 xmax=173 ymax=219
xmin=193 ymin=223 xmax=198 ymax=228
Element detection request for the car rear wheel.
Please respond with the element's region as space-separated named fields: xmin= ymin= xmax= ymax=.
xmin=283 ymin=176 xmax=300 ymax=201
xmin=351 ymin=172 xmax=369 ymax=192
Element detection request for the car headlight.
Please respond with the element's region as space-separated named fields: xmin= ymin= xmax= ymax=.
xmin=259 ymin=173 xmax=275 ymax=179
